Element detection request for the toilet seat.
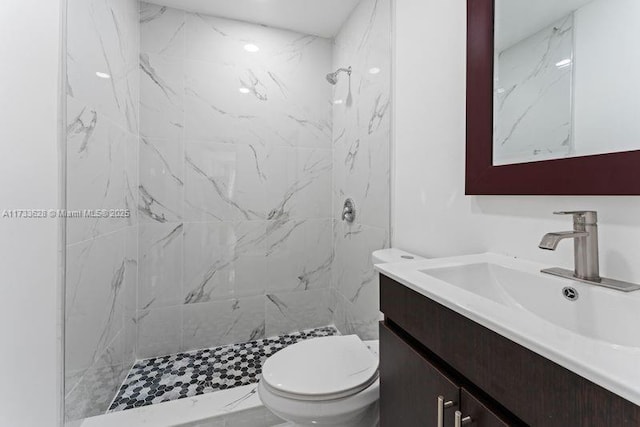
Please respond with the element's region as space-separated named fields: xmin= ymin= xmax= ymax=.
xmin=261 ymin=335 xmax=379 ymax=402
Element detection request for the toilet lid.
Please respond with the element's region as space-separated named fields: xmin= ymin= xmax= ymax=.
xmin=261 ymin=335 xmax=379 ymax=400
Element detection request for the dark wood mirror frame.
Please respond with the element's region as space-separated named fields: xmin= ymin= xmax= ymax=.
xmin=466 ymin=0 xmax=640 ymax=195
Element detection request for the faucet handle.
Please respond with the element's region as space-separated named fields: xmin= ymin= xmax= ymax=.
xmin=553 ymin=211 xmax=598 ymax=225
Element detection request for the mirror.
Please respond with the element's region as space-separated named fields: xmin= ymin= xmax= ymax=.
xmin=466 ymin=0 xmax=640 ymax=195
xmin=493 ymin=0 xmax=640 ymax=166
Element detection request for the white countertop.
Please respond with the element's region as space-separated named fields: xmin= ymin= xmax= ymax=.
xmin=375 ymin=253 xmax=640 ymax=406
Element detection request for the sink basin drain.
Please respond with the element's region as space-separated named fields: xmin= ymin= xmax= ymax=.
xmin=562 ymin=287 xmax=579 ymax=301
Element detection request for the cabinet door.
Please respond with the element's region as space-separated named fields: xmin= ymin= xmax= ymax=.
xmin=459 ymin=388 xmax=523 ymax=427
xmin=380 ymin=322 xmax=460 ymax=427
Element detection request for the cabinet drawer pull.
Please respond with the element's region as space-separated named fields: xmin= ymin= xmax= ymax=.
xmin=437 ymin=395 xmax=454 ymax=427
xmin=455 ymin=410 xmax=472 ymax=427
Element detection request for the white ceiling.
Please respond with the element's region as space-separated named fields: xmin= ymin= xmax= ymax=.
xmin=144 ymin=0 xmax=361 ymax=38
xmin=496 ymin=0 xmax=595 ymax=51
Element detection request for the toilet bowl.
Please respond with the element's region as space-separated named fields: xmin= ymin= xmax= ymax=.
xmin=258 ymin=249 xmax=422 ymax=427
xmin=258 ymin=336 xmax=380 ymax=427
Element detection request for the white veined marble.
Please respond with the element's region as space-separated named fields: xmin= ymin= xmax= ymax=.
xmin=66 ymin=98 xmax=132 ymax=244
xmin=66 ymin=0 xmax=392 ymax=421
xmin=138 ymin=222 xmax=184 ymax=309
xmin=67 ymin=0 xmax=140 ymax=134
xmin=139 ymin=137 xmax=184 ymax=223
xmin=182 ymin=296 xmax=266 ymax=351
xmin=265 ymin=289 xmax=332 ymax=337
xmin=65 ymin=227 xmax=137 ymax=419
xmin=65 ymin=0 xmax=140 ymax=420
xmin=330 ymin=0 xmax=392 ymax=340
xmin=136 ymin=2 xmax=337 ymax=360
xmin=493 ymin=15 xmax=574 ymax=165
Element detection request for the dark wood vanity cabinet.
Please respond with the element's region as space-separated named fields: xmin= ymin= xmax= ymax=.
xmin=380 ymin=323 xmax=517 ymax=427
xmin=379 ymin=323 xmax=460 ymax=426
xmin=379 ymin=274 xmax=640 ymax=427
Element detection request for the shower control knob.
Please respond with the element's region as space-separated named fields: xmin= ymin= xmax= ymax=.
xmin=342 ymin=198 xmax=356 ymax=223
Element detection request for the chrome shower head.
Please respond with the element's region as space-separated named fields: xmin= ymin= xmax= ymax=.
xmin=326 ymin=66 xmax=352 ymax=85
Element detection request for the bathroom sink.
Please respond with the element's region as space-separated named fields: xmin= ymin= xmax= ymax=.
xmin=420 ymin=262 xmax=640 ymax=348
xmin=375 ymin=253 xmax=640 ymax=406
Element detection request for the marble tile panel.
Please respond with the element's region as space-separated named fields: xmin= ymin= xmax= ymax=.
xmin=65 ymin=330 xmax=131 ymax=421
xmin=331 ymin=0 xmax=392 ymax=231
xmin=232 ymin=221 xmax=269 ymax=298
xmin=140 ymin=53 xmax=184 ymax=140
xmin=67 ymin=98 xmax=130 ymax=244
xmin=332 ymin=222 xmax=387 ymax=304
xmin=184 ymin=141 xmax=267 ymax=222
xmin=265 ymin=289 xmax=331 ymax=337
xmin=65 ymin=229 xmax=128 ymax=379
xmin=67 ymin=0 xmax=139 ymax=133
xmin=333 ymin=130 xmax=390 ymax=230
xmin=330 ymin=0 xmax=391 ymax=339
xmin=183 ymin=296 xmax=266 ymax=351
xmin=123 ymin=226 xmax=139 ymax=361
xmin=140 ymin=2 xmax=185 ymax=58
xmin=265 ymin=147 xmax=332 ymax=221
xmin=183 ymin=221 xmax=236 ymax=303
xmin=138 ymin=222 xmax=184 ymax=309
xmin=183 ymin=221 xmax=267 ymax=304
xmin=332 ymin=221 xmax=388 ymax=339
xmin=124 ymin=133 xmax=139 ymax=228
xmin=265 ymin=219 xmax=333 ymax=293
xmin=182 ymin=22 xmax=332 ymax=149
xmin=137 ymin=305 xmax=183 ymax=359
xmin=183 ymin=58 xmax=272 ymax=146
xmin=139 ymin=137 xmax=184 ymax=223
xmin=331 ymin=290 xmax=379 ymax=341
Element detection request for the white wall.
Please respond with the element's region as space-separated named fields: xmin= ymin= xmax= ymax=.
xmin=393 ymin=0 xmax=640 ymax=284
xmin=0 ymin=1 xmax=62 ymax=427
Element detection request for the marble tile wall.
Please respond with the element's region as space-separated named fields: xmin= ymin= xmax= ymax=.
xmin=64 ymin=2 xmax=392 ymax=419
xmin=65 ymin=0 xmax=140 ymax=421
xmin=137 ymin=3 xmax=334 ymax=359
xmin=330 ymin=0 xmax=392 ymax=340
xmin=493 ymin=15 xmax=574 ymax=165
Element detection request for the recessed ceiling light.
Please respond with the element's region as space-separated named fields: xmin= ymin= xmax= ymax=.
xmin=239 ymin=87 xmax=251 ymax=94
xmin=555 ymin=59 xmax=572 ymax=68
xmin=96 ymin=72 xmax=111 ymax=79
xmin=369 ymin=67 xmax=381 ymax=75
xmin=333 ymin=99 xmax=344 ymax=105
xmin=244 ymin=43 xmax=260 ymax=53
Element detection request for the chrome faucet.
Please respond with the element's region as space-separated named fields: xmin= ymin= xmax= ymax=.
xmin=539 ymin=211 xmax=600 ymax=281
xmin=539 ymin=211 xmax=640 ymax=292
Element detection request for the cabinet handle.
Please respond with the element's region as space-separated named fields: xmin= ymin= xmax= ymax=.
xmin=437 ymin=395 xmax=454 ymax=427
xmin=455 ymin=410 xmax=472 ymax=427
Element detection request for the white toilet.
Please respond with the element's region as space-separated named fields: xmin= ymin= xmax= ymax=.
xmin=258 ymin=249 xmax=424 ymax=427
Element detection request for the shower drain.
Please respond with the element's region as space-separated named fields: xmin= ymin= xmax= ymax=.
xmin=562 ymin=286 xmax=579 ymax=301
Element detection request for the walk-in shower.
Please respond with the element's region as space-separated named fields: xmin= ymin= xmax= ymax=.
xmin=62 ymin=0 xmax=391 ymax=425
xmin=326 ymin=66 xmax=352 ymax=85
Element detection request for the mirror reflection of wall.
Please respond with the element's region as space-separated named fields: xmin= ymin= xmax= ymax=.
xmin=493 ymin=0 xmax=640 ymax=166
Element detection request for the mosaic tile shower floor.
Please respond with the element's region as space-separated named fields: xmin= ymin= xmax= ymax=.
xmin=108 ymin=326 xmax=339 ymax=412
